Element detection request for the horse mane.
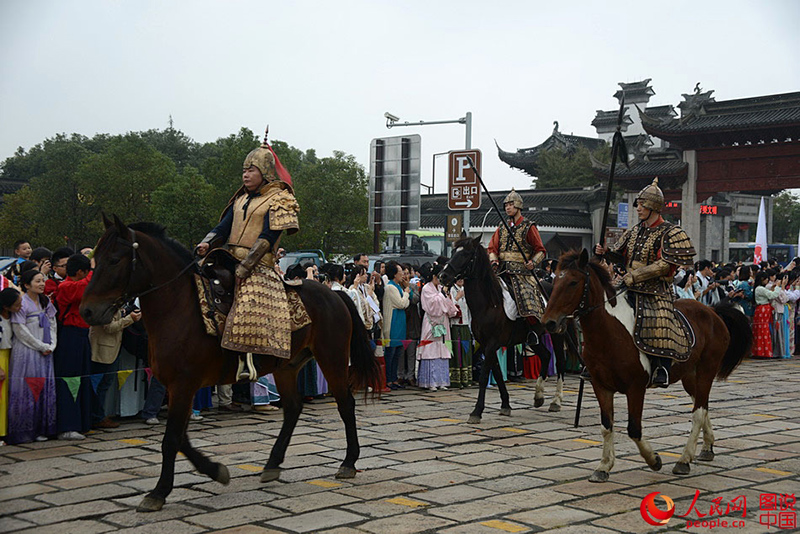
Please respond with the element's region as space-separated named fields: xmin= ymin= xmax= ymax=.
xmin=558 ymin=249 xmax=615 ymax=296
xmin=128 ymin=222 xmax=196 ymax=265
xmin=453 ymin=237 xmax=503 ymax=308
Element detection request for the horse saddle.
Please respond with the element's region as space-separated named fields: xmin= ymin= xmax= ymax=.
xmin=195 ymin=248 xmax=310 ymax=337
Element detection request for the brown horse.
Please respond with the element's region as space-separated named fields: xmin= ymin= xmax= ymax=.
xmin=80 ymin=216 xmax=381 ymax=511
xmin=542 ymin=249 xmax=751 ymax=482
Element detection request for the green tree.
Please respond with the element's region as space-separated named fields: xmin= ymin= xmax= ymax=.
xmin=75 ymin=134 xmax=178 ymax=225
xmin=281 ymin=151 xmax=372 ymax=257
xmin=772 ymin=191 xmax=800 ymax=244
xmin=533 ymin=144 xmax=611 ymax=189
xmin=151 ymin=166 xmax=218 ymax=248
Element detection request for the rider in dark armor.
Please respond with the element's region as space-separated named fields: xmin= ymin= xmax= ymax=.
xmin=595 ymin=178 xmax=696 ymax=387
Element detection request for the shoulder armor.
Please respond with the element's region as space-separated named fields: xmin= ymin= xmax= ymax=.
xmin=269 ymin=189 xmax=300 ymax=234
xmin=661 ymin=225 xmax=695 ymax=267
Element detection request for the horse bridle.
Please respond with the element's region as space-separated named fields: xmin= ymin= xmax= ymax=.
xmin=111 ymin=228 xmax=199 ymax=309
xmin=441 ymin=247 xmax=478 ymax=282
xmin=565 ymin=267 xmax=628 ymax=320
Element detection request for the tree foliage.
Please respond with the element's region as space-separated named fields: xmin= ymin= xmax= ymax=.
xmin=772 ymin=191 xmax=800 ymax=244
xmin=0 ymin=127 xmax=371 ymax=258
xmin=533 ymin=144 xmax=611 ymax=189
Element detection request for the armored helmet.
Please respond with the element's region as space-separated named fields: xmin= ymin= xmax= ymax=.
xmin=634 ymin=177 xmax=664 ymax=213
xmin=243 ymin=143 xmax=278 ymax=182
xmin=242 ymin=128 xmax=293 ymax=190
xmin=503 ymin=188 xmax=523 ymax=209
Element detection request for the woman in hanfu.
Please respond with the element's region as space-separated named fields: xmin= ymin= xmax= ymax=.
xmin=752 ymin=271 xmax=782 ymax=359
xmin=416 ymin=263 xmax=458 ymax=391
xmin=7 ymin=270 xmax=57 ymax=444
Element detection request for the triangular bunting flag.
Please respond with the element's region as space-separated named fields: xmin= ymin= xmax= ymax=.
xmin=25 ymin=377 xmax=46 ymax=402
xmin=117 ymin=370 xmax=133 ymax=390
xmin=90 ymin=374 xmax=103 ymax=393
xmin=62 ymin=376 xmax=81 ymax=401
xmin=145 ymin=368 xmax=153 ymax=380
xmin=419 ymin=339 xmax=433 ymax=346
xmin=461 ymin=340 xmax=470 ymax=354
xmin=401 ymin=340 xmax=412 ymax=350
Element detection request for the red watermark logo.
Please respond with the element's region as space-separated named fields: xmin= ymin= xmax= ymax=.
xmin=640 ymin=491 xmax=676 ymax=526
xmin=640 ymin=491 xmax=796 ymax=529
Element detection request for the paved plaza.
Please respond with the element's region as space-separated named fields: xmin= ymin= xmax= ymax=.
xmin=1 ymin=357 xmax=799 ymax=533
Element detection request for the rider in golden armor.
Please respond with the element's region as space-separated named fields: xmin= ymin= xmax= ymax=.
xmin=197 ymin=134 xmax=300 ymax=362
xmin=595 ymin=177 xmax=695 ymax=387
xmin=487 ymin=189 xmax=547 ymax=322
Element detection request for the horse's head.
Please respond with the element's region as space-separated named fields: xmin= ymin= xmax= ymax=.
xmin=543 ymin=248 xmax=596 ymax=334
xmin=81 ymin=214 xmax=152 ymax=326
xmin=439 ymin=237 xmax=480 ymax=286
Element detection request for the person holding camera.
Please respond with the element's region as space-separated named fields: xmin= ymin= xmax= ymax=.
xmin=88 ymin=303 xmax=142 ymax=429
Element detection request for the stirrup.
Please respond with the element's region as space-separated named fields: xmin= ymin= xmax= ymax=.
xmin=526 ymin=330 xmax=539 ymax=348
xmin=651 ymin=366 xmax=669 ymax=388
xmin=236 ymin=353 xmax=257 ymax=382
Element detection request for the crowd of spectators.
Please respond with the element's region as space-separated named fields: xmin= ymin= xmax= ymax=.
xmin=4 ymin=237 xmax=788 ymax=448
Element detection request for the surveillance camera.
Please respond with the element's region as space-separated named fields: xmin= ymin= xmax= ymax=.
xmin=384 ymin=112 xmax=400 ymax=122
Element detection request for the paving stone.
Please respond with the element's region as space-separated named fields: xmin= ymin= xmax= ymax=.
xmin=11 ymin=519 xmax=116 ymax=534
xmin=212 ymin=526 xmax=287 ymax=534
xmin=336 ymin=480 xmax=426 ymax=500
xmin=270 ymin=490 xmax=360 ymax=513
xmin=186 ymin=488 xmax=277 ymax=509
xmin=104 ymin=504 xmax=206 ymax=527
xmin=48 ymin=470 xmax=139 ymax=489
xmin=113 ymin=519 xmax=206 ymax=534
xmin=5 ymin=446 xmax=87 ymax=461
xmin=470 ymin=474 xmax=553 ymax=493
xmin=0 ymin=482 xmax=57 ymax=501
xmin=428 ymin=500 xmax=519 ymax=522
xmin=37 ymin=482 xmax=139 ymax=505
xmin=408 ymin=483 xmax=497 ymax=504
xmin=267 ymin=509 xmax=366 ymax=533
xmin=15 ymin=499 xmax=125 ymax=525
xmin=0 ymin=516 xmax=36 ymax=532
xmin=1 ymin=497 xmax=50 ymax=514
xmin=185 ymin=504 xmax=286 ymax=529
xmin=357 ymin=511 xmax=456 ymax=533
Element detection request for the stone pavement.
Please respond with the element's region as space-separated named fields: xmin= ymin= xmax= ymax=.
xmin=1 ymin=357 xmax=799 ymax=533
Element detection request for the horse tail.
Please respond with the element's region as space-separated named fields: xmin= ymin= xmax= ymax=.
xmin=333 ymin=291 xmax=382 ymax=400
xmin=713 ymin=301 xmax=752 ymax=380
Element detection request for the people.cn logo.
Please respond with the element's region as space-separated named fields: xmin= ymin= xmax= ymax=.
xmin=640 ymin=491 xmax=676 ymax=526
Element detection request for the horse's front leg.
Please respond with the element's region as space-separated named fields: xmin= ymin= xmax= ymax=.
xmin=625 ymin=386 xmax=662 ymax=473
xmin=468 ymin=346 xmax=493 ymax=424
xmin=262 ymin=366 xmax=305 ymax=482
xmin=675 ymin=377 xmax=713 ymax=475
xmin=589 ymin=386 xmax=615 ymax=483
xmin=137 ymin=385 xmax=192 ymax=512
xmin=493 ymin=350 xmax=512 ymax=417
xmin=548 ymin=333 xmax=567 ymax=413
xmin=180 ymin=436 xmax=230 ymax=485
xmin=533 ymin=340 xmax=548 ymax=408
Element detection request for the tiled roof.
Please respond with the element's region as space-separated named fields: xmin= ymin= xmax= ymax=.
xmin=614 ymin=79 xmax=655 ymax=103
xmin=419 ymin=186 xmax=603 ymax=230
xmin=591 ymin=109 xmax=633 ymax=130
xmin=592 ymin=149 xmax=687 ymax=190
xmin=641 ymin=91 xmax=800 ymax=147
xmin=497 ymin=131 xmax=608 ymax=177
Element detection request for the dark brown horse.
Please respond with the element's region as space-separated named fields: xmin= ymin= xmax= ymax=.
xmin=438 ymin=237 xmax=570 ymax=423
xmin=80 ymin=216 xmax=381 ymax=511
xmin=542 ymin=249 xmax=751 ymax=482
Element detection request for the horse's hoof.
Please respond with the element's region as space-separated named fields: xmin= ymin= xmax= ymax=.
xmin=672 ymin=462 xmax=691 ymax=475
xmin=650 ymin=454 xmax=662 ymax=472
xmin=548 ymin=402 xmax=562 ymax=412
xmin=588 ymin=470 xmax=609 ymax=483
xmin=467 ymin=415 xmax=481 ymax=424
xmin=499 ymin=407 xmax=512 ymax=417
xmin=335 ymin=466 xmax=357 ymax=479
xmin=697 ymin=449 xmax=715 ymax=462
xmin=533 ymin=397 xmax=544 ymax=408
xmin=215 ymin=464 xmax=230 ymax=485
xmin=136 ymin=495 xmax=165 ymax=513
xmin=260 ymin=468 xmax=281 ymax=483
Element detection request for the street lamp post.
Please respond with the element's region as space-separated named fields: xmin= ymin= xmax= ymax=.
xmin=386 ymin=112 xmax=473 ymax=234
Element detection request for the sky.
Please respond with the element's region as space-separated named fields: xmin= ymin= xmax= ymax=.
xmin=1 ymin=0 xmax=798 ymax=194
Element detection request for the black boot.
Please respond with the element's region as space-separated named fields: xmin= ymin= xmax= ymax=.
xmin=526 ymin=330 xmax=539 ymax=348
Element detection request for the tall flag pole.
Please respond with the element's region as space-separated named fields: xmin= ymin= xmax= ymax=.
xmin=597 ymin=97 xmax=630 ymax=252
xmin=754 ymin=196 xmax=767 ymax=265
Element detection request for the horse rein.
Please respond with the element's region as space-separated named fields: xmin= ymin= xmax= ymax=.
xmin=111 ymin=228 xmax=200 ymax=308
xmin=565 ymin=268 xmax=628 ymax=320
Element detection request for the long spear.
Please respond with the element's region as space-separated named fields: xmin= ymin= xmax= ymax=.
xmin=597 ymin=96 xmax=630 ymax=250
